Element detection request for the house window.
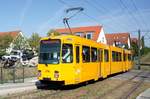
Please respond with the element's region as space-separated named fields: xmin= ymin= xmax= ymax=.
xmin=86 ymin=32 xmax=93 ymax=39
xmin=75 ymin=32 xmax=82 ymax=37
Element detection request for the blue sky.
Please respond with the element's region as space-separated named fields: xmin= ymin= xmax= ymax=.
xmin=0 ymin=0 xmax=150 ymax=46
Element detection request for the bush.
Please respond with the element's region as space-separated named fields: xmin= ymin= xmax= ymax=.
xmin=0 ymin=49 xmax=6 ymax=59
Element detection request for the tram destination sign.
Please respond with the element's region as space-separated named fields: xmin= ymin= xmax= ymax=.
xmin=41 ymin=39 xmax=60 ymax=44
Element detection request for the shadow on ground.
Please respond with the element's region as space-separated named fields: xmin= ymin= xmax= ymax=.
xmin=35 ymin=71 xmax=128 ymax=91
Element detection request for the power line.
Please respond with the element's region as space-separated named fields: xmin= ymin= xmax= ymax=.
xmin=131 ymin=0 xmax=148 ymax=30
xmin=119 ymin=0 xmax=141 ymax=29
xmin=128 ymin=30 xmax=150 ymax=40
xmin=58 ymin=0 xmax=98 ymax=23
xmin=120 ymin=0 xmax=148 ymax=37
xmin=85 ymin=0 xmax=130 ymax=31
xmin=145 ymin=38 xmax=150 ymax=40
xmin=120 ymin=0 xmax=150 ymax=38
xmin=58 ymin=0 xmax=150 ymax=41
xmin=57 ymin=0 xmax=119 ymax=32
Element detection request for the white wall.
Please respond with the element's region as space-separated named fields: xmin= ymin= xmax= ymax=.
xmin=128 ymin=37 xmax=131 ymax=48
xmin=97 ymin=28 xmax=107 ymax=44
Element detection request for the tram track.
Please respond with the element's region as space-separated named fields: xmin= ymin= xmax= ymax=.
xmin=121 ymin=72 xmax=150 ymax=99
xmin=34 ymin=90 xmax=64 ymax=99
xmin=96 ymin=71 xmax=145 ymax=99
xmin=27 ymin=71 xmax=147 ymax=99
xmin=38 ymin=71 xmax=149 ymax=99
xmin=3 ymin=71 xmax=150 ymax=99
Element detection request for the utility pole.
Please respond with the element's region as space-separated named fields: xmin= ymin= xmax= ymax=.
xmin=138 ymin=29 xmax=141 ymax=70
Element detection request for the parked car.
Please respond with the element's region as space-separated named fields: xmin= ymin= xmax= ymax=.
xmin=2 ymin=50 xmax=22 ymax=61
xmin=22 ymin=50 xmax=34 ymax=60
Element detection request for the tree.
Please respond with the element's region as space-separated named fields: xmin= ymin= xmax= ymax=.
xmin=12 ymin=34 xmax=31 ymax=50
xmin=131 ymin=42 xmax=138 ymax=57
xmin=0 ymin=34 xmax=13 ymax=49
xmin=28 ymin=33 xmax=41 ymax=51
xmin=47 ymin=29 xmax=60 ymax=36
xmin=0 ymin=35 xmax=13 ymax=56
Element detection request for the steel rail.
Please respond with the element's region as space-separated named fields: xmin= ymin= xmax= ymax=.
xmin=96 ymin=71 xmax=143 ymax=99
xmin=121 ymin=72 xmax=150 ymax=99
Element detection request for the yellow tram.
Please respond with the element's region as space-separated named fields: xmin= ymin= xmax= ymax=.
xmin=37 ymin=35 xmax=133 ymax=86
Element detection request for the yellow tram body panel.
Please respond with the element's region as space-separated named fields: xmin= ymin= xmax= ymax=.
xmin=37 ymin=35 xmax=133 ymax=85
xmin=124 ymin=49 xmax=133 ymax=70
xmin=109 ymin=46 xmax=123 ymax=74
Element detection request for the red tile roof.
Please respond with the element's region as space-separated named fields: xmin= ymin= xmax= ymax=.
xmin=0 ymin=30 xmax=21 ymax=38
xmin=55 ymin=25 xmax=102 ymax=41
xmin=105 ymin=33 xmax=130 ymax=45
xmin=131 ymin=38 xmax=138 ymax=44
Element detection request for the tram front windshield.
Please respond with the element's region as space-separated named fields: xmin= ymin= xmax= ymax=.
xmin=39 ymin=39 xmax=61 ymax=64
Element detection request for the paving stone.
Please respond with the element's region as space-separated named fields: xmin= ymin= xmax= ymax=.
xmin=136 ymin=88 xmax=150 ymax=99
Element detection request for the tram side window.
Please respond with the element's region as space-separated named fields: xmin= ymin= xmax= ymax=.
xmin=82 ymin=46 xmax=90 ymax=62
xmin=116 ymin=52 xmax=119 ymax=61
xmin=128 ymin=54 xmax=131 ymax=61
xmin=100 ymin=49 xmax=103 ymax=62
xmin=123 ymin=54 xmax=126 ymax=61
xmin=104 ymin=50 xmax=109 ymax=62
xmin=98 ymin=49 xmax=103 ymax=62
xmin=91 ymin=47 xmax=97 ymax=62
xmin=62 ymin=44 xmax=73 ymax=63
xmin=76 ymin=46 xmax=80 ymax=63
xmin=112 ymin=51 xmax=116 ymax=62
xmin=98 ymin=49 xmax=100 ymax=61
xmin=118 ymin=52 xmax=122 ymax=61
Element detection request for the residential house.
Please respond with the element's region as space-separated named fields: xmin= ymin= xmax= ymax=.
xmin=131 ymin=38 xmax=138 ymax=44
xmin=131 ymin=37 xmax=144 ymax=49
xmin=55 ymin=25 xmax=107 ymax=44
xmin=0 ymin=30 xmax=30 ymax=53
xmin=105 ymin=33 xmax=131 ymax=49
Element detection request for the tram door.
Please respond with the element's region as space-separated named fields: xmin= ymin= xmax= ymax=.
xmin=103 ymin=49 xmax=111 ymax=78
xmin=74 ymin=45 xmax=81 ymax=83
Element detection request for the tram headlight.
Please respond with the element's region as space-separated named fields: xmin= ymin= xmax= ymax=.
xmin=54 ymin=71 xmax=59 ymax=79
xmin=37 ymin=70 xmax=41 ymax=78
